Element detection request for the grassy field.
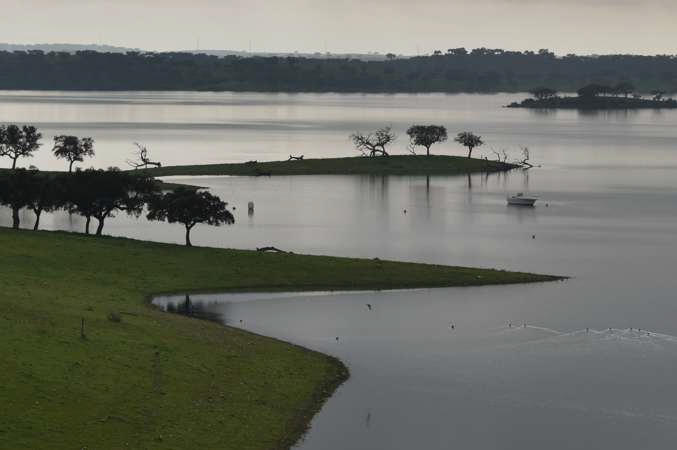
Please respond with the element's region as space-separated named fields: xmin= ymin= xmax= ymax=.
xmin=0 ymin=228 xmax=559 ymax=449
xmin=146 ymin=155 xmax=516 ymax=178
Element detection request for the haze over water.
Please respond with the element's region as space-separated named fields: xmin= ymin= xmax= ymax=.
xmin=3 ymin=91 xmax=677 ymax=448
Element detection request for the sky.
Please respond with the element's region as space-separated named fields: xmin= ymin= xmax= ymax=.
xmin=1 ymin=0 xmax=676 ymax=55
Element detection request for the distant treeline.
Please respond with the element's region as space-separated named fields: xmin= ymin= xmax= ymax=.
xmin=1 ymin=48 xmax=677 ymax=93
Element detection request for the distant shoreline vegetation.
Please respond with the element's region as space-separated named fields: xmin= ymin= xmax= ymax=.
xmin=1 ymin=48 xmax=677 ymax=92
xmin=508 ymin=84 xmax=677 ymax=109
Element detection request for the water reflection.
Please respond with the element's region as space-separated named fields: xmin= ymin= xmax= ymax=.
xmin=153 ymin=286 xmax=677 ymax=450
xmin=160 ymin=295 xmax=222 ymax=322
xmin=3 ymin=91 xmax=677 ymax=449
xmin=2 ymin=91 xmax=676 ymax=172
xmin=576 ymin=108 xmax=641 ymax=119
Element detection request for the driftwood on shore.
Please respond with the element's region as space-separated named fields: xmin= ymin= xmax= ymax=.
xmin=288 ymin=154 xmax=304 ymax=161
xmin=256 ymin=246 xmax=289 ymax=253
xmin=127 ymin=143 xmax=162 ymax=170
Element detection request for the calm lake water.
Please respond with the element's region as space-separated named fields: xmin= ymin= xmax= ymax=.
xmin=3 ymin=92 xmax=677 ymax=449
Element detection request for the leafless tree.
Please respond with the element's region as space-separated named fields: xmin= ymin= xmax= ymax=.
xmin=516 ymin=147 xmax=536 ymax=169
xmin=126 ymin=143 xmax=162 ymax=170
xmin=407 ymin=142 xmax=417 ymax=155
xmin=491 ymin=148 xmax=509 ymax=163
xmin=350 ymin=126 xmax=396 ymax=157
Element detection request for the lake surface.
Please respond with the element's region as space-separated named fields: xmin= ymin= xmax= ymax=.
xmin=3 ymin=92 xmax=677 ymax=448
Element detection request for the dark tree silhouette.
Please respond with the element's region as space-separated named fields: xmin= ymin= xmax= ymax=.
xmin=67 ymin=168 xmax=156 ymax=235
xmin=0 ymin=169 xmax=35 ymax=228
xmin=52 ymin=135 xmax=95 ymax=172
xmin=147 ymin=188 xmax=234 ymax=246
xmin=454 ymin=132 xmax=484 ymax=158
xmin=65 ymin=170 xmax=98 ymax=234
xmin=406 ymin=125 xmax=448 ymax=156
xmin=0 ymin=124 xmax=42 ymax=169
xmin=577 ymin=84 xmax=606 ymax=98
xmin=25 ymin=172 xmax=67 ymax=230
xmin=530 ymin=87 xmax=558 ymax=100
xmin=651 ymin=90 xmax=666 ymax=101
xmin=614 ymin=82 xmax=635 ymax=98
xmin=350 ymin=127 xmax=396 ymax=157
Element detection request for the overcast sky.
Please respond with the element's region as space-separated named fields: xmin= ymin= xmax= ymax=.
xmin=2 ymin=0 xmax=676 ymax=55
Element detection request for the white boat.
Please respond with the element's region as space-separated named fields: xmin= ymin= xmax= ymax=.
xmin=507 ymin=192 xmax=538 ymax=206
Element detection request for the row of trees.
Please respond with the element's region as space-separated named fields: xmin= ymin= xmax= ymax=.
xmin=0 ymin=122 xmax=235 ymax=246
xmin=530 ymin=83 xmax=671 ymax=101
xmin=0 ymin=124 xmax=95 ymax=171
xmin=0 ymin=168 xmax=234 ymax=246
xmin=351 ymin=126 xmax=484 ymax=158
xmin=1 ymin=49 xmax=677 ymax=93
xmin=576 ymin=83 xmax=668 ymax=101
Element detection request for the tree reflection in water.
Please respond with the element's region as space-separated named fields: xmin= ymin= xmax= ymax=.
xmin=164 ymin=295 xmax=222 ymax=322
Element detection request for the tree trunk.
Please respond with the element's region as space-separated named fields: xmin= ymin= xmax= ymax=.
xmin=11 ymin=157 xmax=17 ymax=170
xmin=69 ymin=160 xmax=74 ymax=173
xmin=185 ymin=225 xmax=192 ymax=247
xmin=426 ymin=146 xmax=430 ymax=156
xmin=85 ymin=216 xmax=91 ymax=234
xmin=33 ymin=208 xmax=42 ymax=231
xmin=12 ymin=207 xmax=20 ymax=229
xmin=95 ymin=217 xmax=105 ymax=236
xmin=467 ymin=146 xmax=473 ymax=158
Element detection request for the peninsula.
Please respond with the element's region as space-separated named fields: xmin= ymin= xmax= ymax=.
xmin=146 ymin=155 xmax=516 ymax=178
xmin=0 ymin=228 xmax=560 ymax=449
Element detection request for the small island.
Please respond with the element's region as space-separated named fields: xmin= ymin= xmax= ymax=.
xmin=147 ymin=155 xmax=516 ymax=178
xmin=508 ymin=84 xmax=677 ymax=110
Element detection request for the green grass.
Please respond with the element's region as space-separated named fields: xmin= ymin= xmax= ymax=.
xmin=0 ymin=228 xmax=559 ymax=449
xmin=146 ymin=155 xmax=516 ymax=178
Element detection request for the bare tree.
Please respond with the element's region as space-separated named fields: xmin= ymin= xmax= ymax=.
xmin=126 ymin=143 xmax=162 ymax=169
xmin=350 ymin=126 xmax=396 ymax=157
xmin=491 ymin=148 xmax=509 ymax=162
xmin=516 ymin=147 xmax=536 ymax=169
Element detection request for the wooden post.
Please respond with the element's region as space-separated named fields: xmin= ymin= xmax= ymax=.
xmin=80 ymin=318 xmax=85 ymax=339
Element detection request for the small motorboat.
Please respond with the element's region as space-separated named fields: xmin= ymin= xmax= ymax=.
xmin=507 ymin=192 xmax=538 ymax=206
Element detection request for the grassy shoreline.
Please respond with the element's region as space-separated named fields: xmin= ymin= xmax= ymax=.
xmin=146 ymin=155 xmax=517 ymax=178
xmin=0 ymin=228 xmax=561 ymax=449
